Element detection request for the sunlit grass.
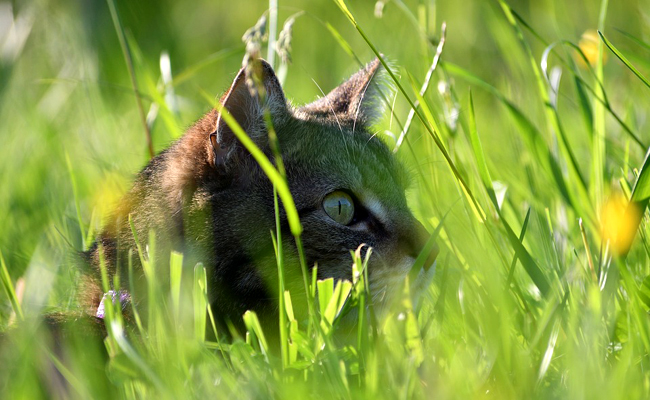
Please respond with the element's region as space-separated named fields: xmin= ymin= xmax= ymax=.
xmin=2 ymin=0 xmax=650 ymax=398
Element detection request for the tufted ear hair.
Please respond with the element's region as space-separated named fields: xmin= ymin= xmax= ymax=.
xmin=300 ymin=58 xmax=389 ymax=129
xmin=209 ymin=59 xmax=288 ymax=168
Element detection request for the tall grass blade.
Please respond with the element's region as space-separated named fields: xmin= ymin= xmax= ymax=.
xmin=332 ymin=0 xmax=485 ymax=221
xmin=272 ymin=187 xmax=289 ymax=368
xmin=621 ymin=148 xmax=650 ymax=257
xmin=194 ymin=263 xmax=207 ymax=342
xmin=65 ymin=152 xmax=86 ymax=250
xmin=0 ymin=250 xmax=23 ymax=321
xmin=394 ymin=22 xmax=447 ymax=152
xmin=106 ymin=0 xmax=154 ymax=159
xmin=464 ymin=88 xmax=550 ymax=295
xmin=498 ymin=0 xmax=595 ymax=225
xmin=466 ymin=90 xmax=497 ymax=207
xmin=243 ymin=311 xmax=270 ymax=359
xmin=615 ymin=29 xmax=650 ymax=52
xmin=599 ymin=31 xmax=650 ymax=90
xmin=169 ymin=251 xmax=183 ymax=320
xmin=592 ymin=0 xmax=608 ymax=213
xmin=218 ymin=105 xmax=302 ymax=236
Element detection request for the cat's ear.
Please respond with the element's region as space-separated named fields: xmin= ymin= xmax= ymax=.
xmin=301 ymin=58 xmax=389 ymax=128
xmin=209 ymin=59 xmax=288 ymax=168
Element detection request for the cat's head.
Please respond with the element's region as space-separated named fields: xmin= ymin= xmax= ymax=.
xmin=203 ymin=58 xmax=437 ymax=314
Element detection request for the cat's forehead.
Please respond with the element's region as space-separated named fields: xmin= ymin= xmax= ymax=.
xmin=279 ymin=116 xmax=409 ymax=201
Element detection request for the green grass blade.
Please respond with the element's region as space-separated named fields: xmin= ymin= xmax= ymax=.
xmin=464 ymin=88 xmax=551 ymax=295
xmin=218 ymin=105 xmax=302 ymax=236
xmin=242 ymin=311 xmax=270 ymax=359
xmin=408 ymin=211 xmax=448 ymax=283
xmin=172 ymin=48 xmax=242 ymax=87
xmin=325 ymin=23 xmax=360 ymax=63
xmin=106 ymin=0 xmax=154 ymax=159
xmin=631 ymin=148 xmax=650 ymax=203
xmin=405 ymin=71 xmax=486 ymax=222
xmin=497 ymin=1 xmax=595 ymax=224
xmin=443 ymin=62 xmax=575 ymax=207
xmin=65 ymin=152 xmax=86 ymax=251
xmin=506 ymin=207 xmax=532 ymax=284
xmin=332 ymin=0 xmax=485 ymax=222
xmin=599 ymin=31 xmax=650 ymax=90
xmin=592 ymin=0 xmax=608 ymax=213
xmin=169 ymin=251 xmax=183 ymax=320
xmin=272 ymin=187 xmax=289 ymax=369
xmin=467 ymin=90 xmax=498 ymax=208
xmin=194 ymin=263 xmax=207 ymax=342
xmin=0 ymin=250 xmax=23 ymax=321
xmin=615 ymin=29 xmax=650 ymax=52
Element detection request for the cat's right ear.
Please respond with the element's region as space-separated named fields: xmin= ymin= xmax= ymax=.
xmin=209 ymin=60 xmax=288 ymax=169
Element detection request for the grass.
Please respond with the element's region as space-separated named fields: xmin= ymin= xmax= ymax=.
xmin=2 ymin=0 xmax=650 ymax=398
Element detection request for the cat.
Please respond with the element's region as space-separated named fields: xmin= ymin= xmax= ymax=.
xmin=81 ymin=58 xmax=438 ymax=331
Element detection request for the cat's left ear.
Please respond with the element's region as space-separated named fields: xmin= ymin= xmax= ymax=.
xmin=301 ymin=58 xmax=389 ymax=127
xmin=209 ymin=59 xmax=288 ymax=168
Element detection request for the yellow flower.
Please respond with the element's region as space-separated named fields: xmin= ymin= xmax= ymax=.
xmin=576 ymin=29 xmax=606 ymax=67
xmin=600 ymin=193 xmax=641 ymax=255
xmin=92 ymin=171 xmax=128 ymax=219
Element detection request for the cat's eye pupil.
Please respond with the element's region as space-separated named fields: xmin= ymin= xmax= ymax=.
xmin=323 ymin=191 xmax=355 ymax=225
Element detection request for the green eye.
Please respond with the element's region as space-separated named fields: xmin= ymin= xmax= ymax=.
xmin=323 ymin=191 xmax=355 ymax=225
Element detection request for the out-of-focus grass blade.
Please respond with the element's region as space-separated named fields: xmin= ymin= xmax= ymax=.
xmin=400 ymin=277 xmax=424 ymax=365
xmin=106 ymin=0 xmax=154 ymax=159
xmin=405 ymin=71 xmax=486 ymax=222
xmin=638 ymin=275 xmax=650 ymax=310
xmin=615 ymin=29 xmax=650 ymax=51
xmin=65 ymin=152 xmax=86 ymax=251
xmin=574 ymin=75 xmax=593 ymax=137
xmin=537 ymin=320 xmax=560 ymax=382
xmin=408 ymin=211 xmax=447 ymax=283
xmin=599 ymin=31 xmax=650 ymax=90
xmin=317 ymin=278 xmax=335 ymax=322
xmin=497 ymin=1 xmax=595 ymax=225
xmin=0 ymin=250 xmax=23 ymax=321
xmin=172 ymin=48 xmax=242 ymax=87
xmin=443 ymin=62 xmax=572 ymax=205
xmin=617 ymin=259 xmax=650 ymax=352
xmin=507 ymin=208 xmax=532 ymax=285
xmin=621 ymin=148 xmax=650 ymax=257
xmin=271 ymin=185 xmax=290 ymax=368
xmin=467 ymin=91 xmax=498 ymax=207
xmin=194 ymin=263 xmax=207 ymax=341
xmin=170 ymin=251 xmax=183 ymax=319
xmin=464 ymin=89 xmax=551 ymax=296
xmin=46 ymin=350 xmax=91 ymax=397
xmin=556 ymin=41 xmax=645 ymax=149
xmin=325 ymin=23 xmax=360 ymax=63
xmin=593 ymin=0 xmax=608 ymax=217
xmin=631 ymin=149 xmax=650 ymax=203
xmin=332 ymin=0 xmax=485 ymax=223
xmin=502 ymin=213 xmax=550 ymax=296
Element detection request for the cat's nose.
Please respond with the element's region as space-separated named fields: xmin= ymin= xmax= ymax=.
xmin=403 ymin=220 xmax=439 ymax=271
